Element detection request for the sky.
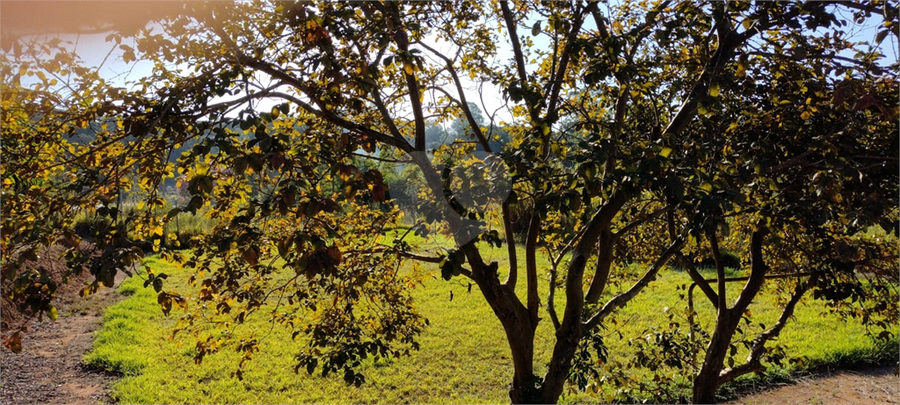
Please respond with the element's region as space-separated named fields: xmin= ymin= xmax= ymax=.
xmin=2 ymin=1 xmax=896 ymax=128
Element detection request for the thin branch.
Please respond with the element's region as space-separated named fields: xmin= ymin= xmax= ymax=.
xmin=612 ymin=206 xmax=670 ymax=242
xmin=387 ymin=3 xmax=426 ymax=151
xmin=357 ymin=247 xmax=445 ymax=264
xmin=524 ymin=213 xmax=541 ymax=323
xmin=708 ymin=229 xmax=728 ymax=310
xmin=499 ymin=1 xmax=541 ymax=123
xmin=350 ymin=152 xmax=411 ymax=164
xmin=666 ymin=207 xmax=719 ymax=308
xmin=546 ymin=260 xmax=562 ymax=331
xmin=545 ymin=4 xmax=586 ymax=119
xmin=584 ymin=237 xmax=685 ymax=329
xmin=418 ymin=41 xmax=493 ymax=152
xmin=719 ymin=273 xmax=817 ymax=385
xmin=501 ymin=201 xmax=519 ymax=289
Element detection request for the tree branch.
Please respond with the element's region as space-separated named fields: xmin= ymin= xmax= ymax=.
xmin=612 ymin=206 xmax=670 ymax=242
xmin=708 ymin=229 xmax=728 ymax=310
xmin=584 ymin=237 xmax=685 ymax=329
xmin=418 ymin=42 xmax=493 ymax=152
xmin=500 ymin=1 xmax=541 ymax=123
xmin=584 ymin=229 xmax=613 ymax=304
xmin=719 ymin=272 xmax=817 ymax=385
xmin=667 ymin=209 xmax=718 ymax=307
xmin=545 ymin=5 xmax=586 ymax=119
xmin=732 ymin=229 xmax=768 ymax=312
xmin=659 ymin=11 xmax=746 ymax=140
xmin=555 ymin=191 xmax=629 ymax=332
xmin=525 ymin=213 xmax=541 ymax=324
xmin=386 ymin=3 xmax=426 ymax=151
xmin=546 ymin=260 xmax=562 ymax=331
xmin=501 ymin=201 xmax=519 ymax=290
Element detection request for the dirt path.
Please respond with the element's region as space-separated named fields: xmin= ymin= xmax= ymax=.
xmin=730 ymin=365 xmax=900 ymax=405
xmin=1 ymin=276 xmax=125 ymax=405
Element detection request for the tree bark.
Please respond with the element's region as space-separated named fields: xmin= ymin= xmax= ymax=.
xmin=505 ymin=319 xmax=539 ymax=404
xmin=465 ymin=250 xmax=539 ymax=404
xmin=692 ymin=230 xmax=767 ymax=403
xmin=540 ymin=317 xmax=582 ymax=403
xmin=692 ymin=309 xmax=739 ymax=404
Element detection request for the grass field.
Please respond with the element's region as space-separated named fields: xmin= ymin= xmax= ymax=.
xmin=84 ymin=240 xmax=898 ymax=404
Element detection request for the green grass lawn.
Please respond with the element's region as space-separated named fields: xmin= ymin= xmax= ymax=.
xmin=84 ymin=243 xmax=898 ymax=404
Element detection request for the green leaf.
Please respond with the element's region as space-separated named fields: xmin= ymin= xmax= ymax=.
xmin=532 ymin=21 xmax=541 ymax=36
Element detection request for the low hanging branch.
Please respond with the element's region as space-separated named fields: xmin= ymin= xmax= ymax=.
xmin=718 ymin=272 xmax=819 ymax=385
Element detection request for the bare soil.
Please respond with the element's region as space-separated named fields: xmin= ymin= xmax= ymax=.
xmin=728 ymin=365 xmax=900 ymax=405
xmin=1 ymin=261 xmax=126 ymax=405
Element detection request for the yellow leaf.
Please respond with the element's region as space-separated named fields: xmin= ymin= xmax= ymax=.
xmin=709 ymin=84 xmax=720 ymax=98
xmin=611 ymin=21 xmax=623 ymax=33
xmin=403 ymin=61 xmax=414 ymax=76
xmin=800 ymin=111 xmax=811 ymax=120
xmin=727 ymin=122 xmax=739 ymax=132
xmin=659 ymin=147 xmax=673 ymax=158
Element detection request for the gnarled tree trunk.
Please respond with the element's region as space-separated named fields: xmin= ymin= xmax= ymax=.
xmin=692 ymin=310 xmax=740 ymax=404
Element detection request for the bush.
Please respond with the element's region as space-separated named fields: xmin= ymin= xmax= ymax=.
xmin=672 ymin=249 xmax=743 ymax=271
xmin=71 ymin=204 xmax=214 ymax=251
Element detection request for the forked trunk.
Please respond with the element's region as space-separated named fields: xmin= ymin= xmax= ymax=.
xmin=692 ymin=310 xmax=739 ymax=404
xmin=507 ymin=326 xmax=580 ymax=404
xmin=539 ymin=325 xmax=582 ymax=403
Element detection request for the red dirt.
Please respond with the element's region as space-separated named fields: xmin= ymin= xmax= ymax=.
xmin=728 ymin=365 xmax=900 ymax=405
xmin=1 ymin=244 xmax=127 ymax=405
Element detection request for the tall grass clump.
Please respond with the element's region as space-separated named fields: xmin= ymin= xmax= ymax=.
xmin=71 ymin=200 xmax=215 ymax=251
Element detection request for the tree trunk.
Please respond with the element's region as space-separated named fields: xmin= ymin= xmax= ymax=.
xmin=503 ymin=319 xmax=540 ymax=404
xmin=692 ymin=310 xmax=739 ymax=404
xmin=539 ymin=324 xmax=582 ymax=403
xmin=468 ymin=261 xmax=540 ymax=404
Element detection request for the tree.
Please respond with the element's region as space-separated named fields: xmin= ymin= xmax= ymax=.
xmin=670 ymin=50 xmax=898 ymax=403
xmin=1 ymin=36 xmax=152 ymax=347
xmin=2 ymin=1 xmax=896 ymax=403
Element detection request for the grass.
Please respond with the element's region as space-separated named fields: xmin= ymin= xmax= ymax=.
xmin=72 ymin=203 xmax=215 ymax=250
xmin=84 ymin=244 xmax=898 ymax=404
